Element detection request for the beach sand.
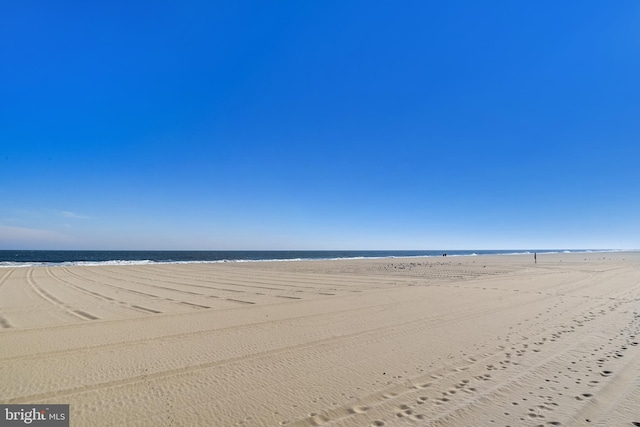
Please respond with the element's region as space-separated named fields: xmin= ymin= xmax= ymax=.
xmin=1 ymin=252 xmax=639 ymax=426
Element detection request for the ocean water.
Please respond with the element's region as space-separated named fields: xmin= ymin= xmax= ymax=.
xmin=0 ymin=249 xmax=614 ymax=268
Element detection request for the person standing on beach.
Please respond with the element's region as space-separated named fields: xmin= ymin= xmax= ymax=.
xmin=534 ymin=252 xmax=537 ymax=264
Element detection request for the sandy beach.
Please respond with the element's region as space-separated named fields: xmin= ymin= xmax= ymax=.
xmin=1 ymin=252 xmax=639 ymax=426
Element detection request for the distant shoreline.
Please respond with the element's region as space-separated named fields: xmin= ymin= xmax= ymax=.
xmin=0 ymin=249 xmax=628 ymax=268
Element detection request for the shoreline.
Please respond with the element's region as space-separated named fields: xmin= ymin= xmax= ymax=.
xmin=0 ymin=248 xmax=631 ymax=269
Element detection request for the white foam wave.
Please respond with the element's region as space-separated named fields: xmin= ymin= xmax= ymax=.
xmin=0 ymin=259 xmax=156 ymax=268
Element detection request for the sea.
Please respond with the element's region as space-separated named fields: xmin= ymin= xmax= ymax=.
xmin=0 ymin=249 xmax=618 ymax=268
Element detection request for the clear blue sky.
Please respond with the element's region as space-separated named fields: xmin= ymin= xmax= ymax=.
xmin=1 ymin=1 xmax=639 ymax=250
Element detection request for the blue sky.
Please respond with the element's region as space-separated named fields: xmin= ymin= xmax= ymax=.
xmin=1 ymin=1 xmax=639 ymax=250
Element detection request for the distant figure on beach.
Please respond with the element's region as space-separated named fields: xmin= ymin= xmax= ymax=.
xmin=443 ymin=253 xmax=447 ymax=257
xmin=534 ymin=252 xmax=537 ymax=264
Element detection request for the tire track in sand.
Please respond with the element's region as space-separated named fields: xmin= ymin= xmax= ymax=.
xmin=45 ymin=268 xmax=161 ymax=316
xmin=284 ymin=277 xmax=640 ymax=427
xmin=0 ymin=269 xmax=15 ymax=328
xmin=71 ymin=266 xmax=255 ymax=306
xmin=60 ymin=267 xmax=200 ymax=311
xmin=26 ymin=268 xmax=99 ymax=321
xmin=4 ymin=287 xmax=563 ymax=404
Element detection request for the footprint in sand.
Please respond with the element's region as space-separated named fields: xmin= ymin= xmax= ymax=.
xmin=414 ymin=382 xmax=431 ymax=389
